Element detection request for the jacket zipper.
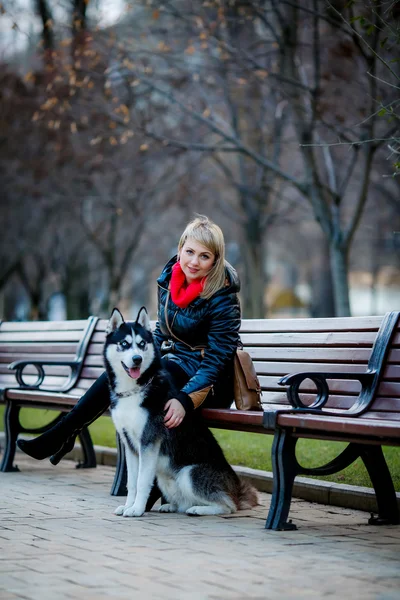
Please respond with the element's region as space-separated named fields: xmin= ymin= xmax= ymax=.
xmin=170 ymin=310 xmax=178 ymax=330
xmin=163 ymin=290 xmax=206 ymax=352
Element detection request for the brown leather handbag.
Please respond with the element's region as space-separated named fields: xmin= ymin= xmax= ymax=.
xmin=233 ymin=349 xmax=263 ymax=411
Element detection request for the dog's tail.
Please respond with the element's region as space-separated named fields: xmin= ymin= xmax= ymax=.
xmin=237 ymin=478 xmax=259 ymax=510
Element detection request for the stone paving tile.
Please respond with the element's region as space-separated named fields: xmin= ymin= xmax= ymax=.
xmin=1 ymin=456 xmax=400 ymax=600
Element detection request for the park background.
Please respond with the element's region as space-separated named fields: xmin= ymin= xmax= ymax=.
xmin=0 ymin=0 xmax=399 ymax=489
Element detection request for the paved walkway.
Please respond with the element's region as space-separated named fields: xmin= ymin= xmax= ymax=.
xmin=1 ymin=456 xmax=400 ymax=600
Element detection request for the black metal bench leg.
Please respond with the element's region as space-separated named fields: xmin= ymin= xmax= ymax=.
xmin=110 ymin=432 xmax=127 ymax=496
xmin=360 ymin=445 xmax=399 ymax=525
xmin=265 ymin=428 xmax=298 ymax=531
xmin=0 ymin=402 xmax=21 ymax=472
xmin=76 ymin=427 xmax=97 ymax=469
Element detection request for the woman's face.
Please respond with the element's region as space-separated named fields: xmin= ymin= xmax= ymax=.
xmin=179 ymin=238 xmax=215 ymax=284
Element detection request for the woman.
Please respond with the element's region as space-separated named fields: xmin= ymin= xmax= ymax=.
xmin=18 ymin=215 xmax=241 ymax=464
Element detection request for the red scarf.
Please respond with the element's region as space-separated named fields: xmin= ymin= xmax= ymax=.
xmin=170 ymin=262 xmax=204 ymax=308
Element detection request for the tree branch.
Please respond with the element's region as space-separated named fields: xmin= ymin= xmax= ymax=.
xmin=135 ymin=74 xmax=307 ymax=193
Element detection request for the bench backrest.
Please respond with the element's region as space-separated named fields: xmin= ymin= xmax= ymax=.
xmin=0 ymin=318 xmax=98 ymax=396
xmin=1 ymin=315 xmax=399 ymax=419
xmin=240 ymin=315 xmax=400 ymax=417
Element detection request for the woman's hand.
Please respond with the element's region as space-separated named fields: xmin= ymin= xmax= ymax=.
xmin=164 ymin=399 xmax=186 ymax=429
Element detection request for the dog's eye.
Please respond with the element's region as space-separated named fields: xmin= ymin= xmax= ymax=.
xmin=120 ymin=341 xmax=130 ymax=349
xmin=138 ymin=340 xmax=146 ymax=350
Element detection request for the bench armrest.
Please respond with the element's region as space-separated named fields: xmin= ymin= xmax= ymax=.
xmin=278 ymin=371 xmax=375 ymax=411
xmin=8 ymin=359 xmax=82 ymax=392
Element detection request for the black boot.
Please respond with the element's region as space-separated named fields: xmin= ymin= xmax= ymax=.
xmin=17 ymin=372 xmax=111 ymax=464
xmin=145 ymin=481 xmax=165 ymax=512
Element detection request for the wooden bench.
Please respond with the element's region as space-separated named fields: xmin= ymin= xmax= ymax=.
xmin=1 ymin=312 xmax=399 ymax=531
xmin=203 ymin=311 xmax=400 ymax=530
xmin=0 ymin=317 xmax=101 ymax=471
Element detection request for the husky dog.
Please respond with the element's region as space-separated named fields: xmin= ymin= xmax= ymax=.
xmin=104 ymin=307 xmax=258 ymax=518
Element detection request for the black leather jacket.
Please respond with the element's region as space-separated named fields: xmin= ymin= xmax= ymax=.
xmin=153 ymin=256 xmax=241 ymax=411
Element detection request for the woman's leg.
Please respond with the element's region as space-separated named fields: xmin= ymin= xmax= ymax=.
xmin=17 ymin=372 xmax=111 ymax=464
xmin=162 ymin=358 xmax=233 ymax=410
xmin=203 ymin=368 xmax=234 ymax=410
xmin=161 ymin=358 xmax=190 ymax=390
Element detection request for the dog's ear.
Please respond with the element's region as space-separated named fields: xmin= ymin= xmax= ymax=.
xmin=136 ymin=306 xmax=150 ymax=331
xmin=106 ymin=308 xmax=124 ymax=335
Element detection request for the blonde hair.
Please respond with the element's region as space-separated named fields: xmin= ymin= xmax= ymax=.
xmin=178 ymin=215 xmax=227 ymax=299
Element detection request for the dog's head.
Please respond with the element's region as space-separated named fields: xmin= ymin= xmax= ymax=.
xmin=104 ymin=307 xmax=155 ymax=381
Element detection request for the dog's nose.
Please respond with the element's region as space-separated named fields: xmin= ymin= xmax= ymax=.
xmin=132 ymin=355 xmax=143 ymax=366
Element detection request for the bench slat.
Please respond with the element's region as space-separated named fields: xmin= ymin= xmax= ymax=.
xmin=245 ymin=347 xmax=373 ymax=362
xmin=87 ymin=343 xmax=104 ymax=355
xmin=0 ymin=331 xmax=85 ymax=342
xmin=1 ymin=364 xmax=72 ymax=375
xmin=0 ymin=353 xmax=76 ymax=364
xmin=258 ymin=375 xmax=362 ymax=395
xmin=360 ymin=411 xmax=400 ymax=420
xmin=277 ymin=412 xmax=400 ymax=439
xmin=0 ymin=343 xmax=79 ymax=354
xmin=80 ymin=367 xmax=104 ymax=379
xmin=258 ymin=375 xmax=400 ymax=397
xmin=0 ymin=365 xmax=105 ymax=380
xmin=240 ymin=331 xmax=384 ymax=347
xmin=0 ymin=374 xmax=71 ymax=386
xmin=254 ymin=361 xmax=367 ymax=375
xmin=0 ymin=320 xmax=88 ymax=332
xmin=253 ymin=362 xmax=400 ymax=379
xmin=371 ymin=397 xmax=400 ymax=412
xmin=247 ymin=348 xmax=400 ymax=363
xmin=6 ymin=388 xmax=81 ymax=401
xmin=260 ymin=392 xmax=400 ymax=413
xmin=239 ymin=316 xmax=384 ymax=333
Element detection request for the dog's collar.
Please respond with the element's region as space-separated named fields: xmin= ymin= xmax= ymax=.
xmin=114 ymin=375 xmax=155 ymax=398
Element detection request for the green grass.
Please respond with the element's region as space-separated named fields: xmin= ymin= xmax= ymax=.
xmin=1 ymin=406 xmax=399 ymax=491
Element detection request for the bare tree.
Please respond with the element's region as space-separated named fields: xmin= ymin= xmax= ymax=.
xmin=115 ymin=0 xmax=398 ymax=316
xmin=2 ymin=0 xmax=398 ymax=319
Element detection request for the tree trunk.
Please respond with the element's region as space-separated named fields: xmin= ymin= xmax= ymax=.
xmin=64 ymin=265 xmax=90 ymax=319
xmin=100 ymin=273 xmax=121 ymax=318
xmin=242 ymin=233 xmax=266 ymax=318
xmin=108 ymin=286 xmax=121 ymax=316
xmin=72 ymin=0 xmax=88 ymax=58
xmin=310 ymin=237 xmax=335 ymax=318
xmin=29 ymin=293 xmax=46 ymax=320
xmin=36 ymin=0 xmax=54 ymax=52
xmin=330 ymin=241 xmax=351 ymax=317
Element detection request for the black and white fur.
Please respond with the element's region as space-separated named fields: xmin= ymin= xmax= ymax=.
xmin=104 ymin=307 xmax=258 ymax=518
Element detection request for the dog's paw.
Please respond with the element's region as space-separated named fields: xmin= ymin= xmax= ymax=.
xmin=186 ymin=506 xmax=205 ymax=516
xmin=159 ymin=503 xmax=177 ymax=513
xmin=114 ymin=505 xmax=127 ymax=516
xmin=123 ymin=505 xmax=145 ymax=518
